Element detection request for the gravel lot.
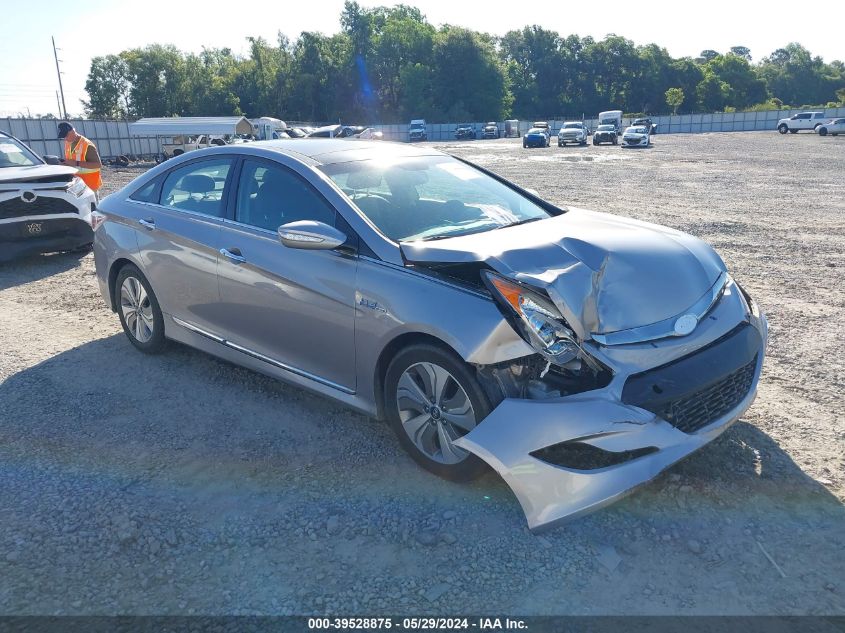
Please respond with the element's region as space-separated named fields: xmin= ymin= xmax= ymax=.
xmin=1 ymin=131 xmax=843 ymax=615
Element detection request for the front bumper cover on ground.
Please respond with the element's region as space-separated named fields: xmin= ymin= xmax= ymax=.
xmin=455 ymin=315 xmax=768 ymax=532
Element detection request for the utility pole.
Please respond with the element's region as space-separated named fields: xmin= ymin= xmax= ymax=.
xmin=52 ymin=36 xmax=67 ymax=119
xmin=56 ymin=91 xmax=62 ymax=118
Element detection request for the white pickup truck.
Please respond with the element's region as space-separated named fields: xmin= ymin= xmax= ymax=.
xmin=777 ymin=112 xmax=828 ymax=134
xmin=161 ymin=134 xmax=227 ymax=159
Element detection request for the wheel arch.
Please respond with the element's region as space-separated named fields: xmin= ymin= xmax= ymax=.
xmin=373 ymin=332 xmax=464 ymax=421
xmin=107 ymin=257 xmax=139 ymax=311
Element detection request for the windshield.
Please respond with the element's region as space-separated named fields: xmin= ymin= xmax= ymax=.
xmin=627 ymin=126 xmax=647 ymax=134
xmin=0 ymin=136 xmax=41 ymax=167
xmin=563 ymin=123 xmax=582 ymax=129
xmin=410 ymin=124 xmax=424 ymax=130
xmin=597 ymin=125 xmax=615 ymax=131
xmin=527 ymin=128 xmax=544 ymax=134
xmin=320 ymin=156 xmax=554 ymax=242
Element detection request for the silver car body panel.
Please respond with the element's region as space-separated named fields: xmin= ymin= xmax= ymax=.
xmin=94 ymin=140 xmax=767 ymax=531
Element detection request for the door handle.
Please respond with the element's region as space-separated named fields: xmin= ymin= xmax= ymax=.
xmin=139 ymin=218 xmax=155 ymax=230
xmin=220 ymin=247 xmax=246 ymax=263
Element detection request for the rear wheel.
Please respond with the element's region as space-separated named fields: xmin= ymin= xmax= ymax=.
xmin=114 ymin=264 xmax=166 ymax=354
xmin=384 ymin=344 xmax=491 ymax=481
xmin=778 ymin=124 xmax=788 ymax=134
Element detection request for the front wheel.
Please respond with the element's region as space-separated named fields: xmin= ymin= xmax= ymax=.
xmin=384 ymin=344 xmax=491 ymax=481
xmin=114 ymin=264 xmax=167 ymax=354
xmin=789 ymin=128 xmax=798 ymax=134
xmin=818 ymin=127 xmax=828 ymax=136
xmin=778 ymin=124 xmax=788 ymax=134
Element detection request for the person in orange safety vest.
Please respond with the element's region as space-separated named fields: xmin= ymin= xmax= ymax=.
xmin=57 ymin=121 xmax=102 ymax=193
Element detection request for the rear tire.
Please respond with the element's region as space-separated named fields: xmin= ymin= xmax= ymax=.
xmin=114 ymin=264 xmax=167 ymax=354
xmin=384 ymin=344 xmax=492 ymax=482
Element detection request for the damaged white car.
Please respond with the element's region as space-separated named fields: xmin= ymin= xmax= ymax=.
xmin=93 ymin=140 xmax=767 ymax=531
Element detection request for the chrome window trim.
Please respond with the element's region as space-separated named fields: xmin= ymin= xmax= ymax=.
xmin=171 ymin=316 xmax=355 ymax=394
xmin=591 ymin=272 xmax=729 ymax=346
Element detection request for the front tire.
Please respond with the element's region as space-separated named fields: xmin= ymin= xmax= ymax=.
xmin=114 ymin=264 xmax=166 ymax=354
xmin=384 ymin=344 xmax=491 ymax=482
xmin=818 ymin=127 xmax=828 ymax=136
xmin=778 ymin=124 xmax=788 ymax=134
xmin=789 ymin=128 xmax=798 ymax=134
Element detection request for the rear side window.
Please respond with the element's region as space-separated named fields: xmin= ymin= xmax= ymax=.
xmin=129 ymin=178 xmax=159 ymax=203
xmin=160 ymin=159 xmax=232 ymax=218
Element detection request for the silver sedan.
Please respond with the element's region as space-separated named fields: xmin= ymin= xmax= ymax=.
xmin=92 ymin=140 xmax=767 ymax=531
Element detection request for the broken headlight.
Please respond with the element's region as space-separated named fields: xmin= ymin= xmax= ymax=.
xmin=483 ymin=272 xmax=579 ymax=363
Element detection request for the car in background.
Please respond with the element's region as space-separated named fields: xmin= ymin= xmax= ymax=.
xmin=308 ymin=125 xmax=343 ymax=138
xmin=482 ymin=122 xmax=500 ymax=139
xmin=592 ymin=124 xmax=618 ymax=145
xmin=523 ymin=127 xmax=550 ymax=148
xmin=632 ymin=117 xmax=657 ymax=134
xmin=92 ymin=139 xmax=767 ymax=532
xmin=777 ymin=112 xmax=827 ymax=134
xmin=598 ymin=110 xmax=623 ymax=133
xmin=409 ymin=119 xmax=427 ymax=142
xmin=622 ymin=125 xmax=651 ymax=147
xmin=0 ymin=130 xmax=97 ymax=262
xmin=558 ymin=122 xmax=589 ymax=147
xmin=455 ymin=124 xmax=476 ymax=140
xmin=816 ymin=118 xmax=845 ymax=136
xmin=532 ymin=121 xmax=551 ymax=135
xmin=355 ymin=128 xmax=384 ymax=140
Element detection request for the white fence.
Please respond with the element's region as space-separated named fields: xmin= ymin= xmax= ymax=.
xmin=3 ymin=107 xmax=845 ymax=156
xmin=0 ymin=118 xmax=159 ymax=159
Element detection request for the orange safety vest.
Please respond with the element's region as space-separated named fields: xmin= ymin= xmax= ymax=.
xmin=65 ymin=135 xmax=102 ymax=191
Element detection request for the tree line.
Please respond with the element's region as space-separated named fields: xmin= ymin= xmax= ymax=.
xmin=83 ymin=2 xmax=845 ymax=123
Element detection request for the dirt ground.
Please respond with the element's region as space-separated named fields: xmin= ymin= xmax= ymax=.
xmin=0 ymin=131 xmax=843 ymax=616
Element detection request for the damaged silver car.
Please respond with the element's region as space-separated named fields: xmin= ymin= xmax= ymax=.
xmin=93 ymin=140 xmax=767 ymax=531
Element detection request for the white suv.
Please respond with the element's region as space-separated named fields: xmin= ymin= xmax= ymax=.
xmin=777 ymin=112 xmax=827 ymax=134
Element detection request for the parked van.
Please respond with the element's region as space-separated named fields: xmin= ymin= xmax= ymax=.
xmin=409 ymin=119 xmax=427 ymax=142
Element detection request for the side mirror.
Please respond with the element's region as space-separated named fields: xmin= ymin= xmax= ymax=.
xmin=43 ymin=155 xmax=60 ymax=165
xmin=278 ymin=220 xmax=347 ymax=250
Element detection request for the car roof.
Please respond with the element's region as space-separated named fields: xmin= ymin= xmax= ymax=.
xmin=257 ymin=139 xmax=443 ymax=166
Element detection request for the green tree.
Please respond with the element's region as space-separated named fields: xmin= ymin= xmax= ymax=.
xmin=665 ymin=87 xmax=684 ymax=114
xmin=730 ymin=46 xmax=752 ymax=61
xmin=696 ymin=70 xmax=730 ymax=111
xmin=706 ymin=54 xmax=768 ymax=108
xmin=83 ymin=54 xmax=130 ymax=118
xmin=430 ymin=27 xmax=510 ymax=120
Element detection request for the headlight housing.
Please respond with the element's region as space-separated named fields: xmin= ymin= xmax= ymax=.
xmin=483 ymin=272 xmax=580 ymax=363
xmin=67 ymin=176 xmax=88 ymax=198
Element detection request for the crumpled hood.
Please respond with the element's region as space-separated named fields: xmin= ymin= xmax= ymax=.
xmin=401 ymin=208 xmax=726 ymax=338
xmin=0 ymin=164 xmax=77 ymax=185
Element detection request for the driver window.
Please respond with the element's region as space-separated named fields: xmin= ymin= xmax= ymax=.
xmin=235 ymin=159 xmax=336 ymax=232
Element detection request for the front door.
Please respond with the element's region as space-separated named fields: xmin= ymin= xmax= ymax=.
xmin=216 ymin=157 xmax=358 ymax=392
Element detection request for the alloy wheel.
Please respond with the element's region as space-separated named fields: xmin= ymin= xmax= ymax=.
xmin=120 ymin=276 xmax=154 ymax=343
xmin=395 ymin=362 xmax=477 ymax=465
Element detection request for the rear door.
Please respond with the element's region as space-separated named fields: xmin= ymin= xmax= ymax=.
xmin=134 ymin=156 xmax=234 ymax=332
xmin=215 ymin=157 xmax=358 ymax=391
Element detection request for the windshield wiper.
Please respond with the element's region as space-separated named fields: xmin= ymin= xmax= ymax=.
xmin=493 ymin=216 xmax=546 ymax=230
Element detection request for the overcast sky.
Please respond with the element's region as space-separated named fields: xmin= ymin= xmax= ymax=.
xmin=1 ymin=0 xmax=842 ymax=118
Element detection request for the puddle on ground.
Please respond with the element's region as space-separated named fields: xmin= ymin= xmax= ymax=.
xmin=527 ymin=153 xmax=630 ymax=163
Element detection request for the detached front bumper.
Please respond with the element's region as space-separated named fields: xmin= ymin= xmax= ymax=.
xmin=455 ymin=312 xmax=768 ymax=532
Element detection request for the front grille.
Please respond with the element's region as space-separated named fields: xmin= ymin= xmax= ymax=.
xmin=0 ymin=196 xmax=78 ymax=220
xmin=660 ymin=356 xmax=757 ymax=433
